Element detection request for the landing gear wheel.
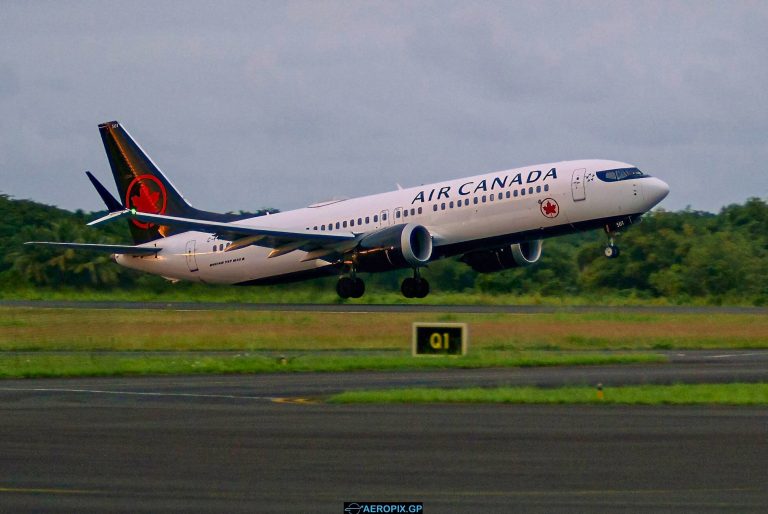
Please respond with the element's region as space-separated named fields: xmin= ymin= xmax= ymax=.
xmin=414 ymin=278 xmax=430 ymax=298
xmin=350 ymin=277 xmax=365 ymax=298
xmin=337 ymin=276 xmax=365 ymax=299
xmin=401 ymin=277 xmax=430 ymax=298
xmin=604 ymin=245 xmax=620 ymax=259
xmin=401 ymin=277 xmax=417 ymax=298
xmin=336 ymin=277 xmax=353 ymax=298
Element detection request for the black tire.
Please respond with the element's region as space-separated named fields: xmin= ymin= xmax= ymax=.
xmin=414 ymin=278 xmax=430 ymax=298
xmin=401 ymin=277 xmax=416 ymax=298
xmin=604 ymin=245 xmax=620 ymax=259
xmin=336 ymin=277 xmax=353 ymax=298
xmin=351 ymin=277 xmax=365 ymax=298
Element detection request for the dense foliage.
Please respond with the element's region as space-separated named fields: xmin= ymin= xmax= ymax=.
xmin=1 ymin=193 xmax=766 ymax=304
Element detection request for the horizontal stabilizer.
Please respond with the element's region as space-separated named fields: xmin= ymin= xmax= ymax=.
xmin=24 ymin=242 xmax=160 ymax=255
xmin=86 ymin=171 xmax=123 ymax=212
xmin=87 ymin=209 xmax=132 ymax=226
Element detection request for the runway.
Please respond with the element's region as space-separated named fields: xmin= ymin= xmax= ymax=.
xmin=1 ymin=353 xmax=767 ymax=512
xmin=2 ymin=299 xmax=767 ymax=314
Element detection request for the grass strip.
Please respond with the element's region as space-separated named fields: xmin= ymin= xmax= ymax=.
xmin=328 ymin=383 xmax=768 ymax=405
xmin=3 ymin=307 xmax=767 ymax=352
xmin=0 ymin=352 xmax=664 ymax=379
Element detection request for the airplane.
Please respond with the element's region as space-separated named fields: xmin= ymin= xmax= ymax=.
xmin=27 ymin=121 xmax=669 ymax=298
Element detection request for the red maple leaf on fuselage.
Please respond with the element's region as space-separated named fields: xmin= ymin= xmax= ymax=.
xmin=543 ymin=201 xmax=557 ymax=216
xmin=131 ymin=183 xmax=161 ymax=213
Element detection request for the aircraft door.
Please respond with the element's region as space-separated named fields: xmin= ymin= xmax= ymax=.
xmin=185 ymin=240 xmax=199 ymax=272
xmin=571 ymin=168 xmax=586 ymax=201
xmin=380 ymin=209 xmax=391 ymax=227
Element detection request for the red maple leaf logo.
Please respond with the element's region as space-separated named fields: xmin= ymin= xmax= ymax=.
xmin=124 ymin=175 xmax=167 ymax=230
xmin=541 ymin=199 xmax=559 ymax=218
xmin=131 ymin=183 xmax=161 ymax=213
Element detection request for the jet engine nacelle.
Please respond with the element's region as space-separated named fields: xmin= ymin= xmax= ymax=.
xmin=355 ymin=223 xmax=433 ymax=272
xmin=460 ymin=239 xmax=543 ymax=273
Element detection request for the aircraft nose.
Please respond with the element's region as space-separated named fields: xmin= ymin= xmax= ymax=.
xmin=643 ymin=177 xmax=670 ymax=207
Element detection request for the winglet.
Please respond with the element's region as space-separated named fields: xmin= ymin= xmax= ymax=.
xmin=86 ymin=171 xmax=123 ymax=212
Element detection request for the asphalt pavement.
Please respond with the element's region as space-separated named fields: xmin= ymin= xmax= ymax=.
xmin=1 ymin=353 xmax=767 ymax=512
xmin=2 ymin=299 xmax=767 ymax=314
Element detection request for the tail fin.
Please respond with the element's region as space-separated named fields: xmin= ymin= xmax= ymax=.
xmin=98 ymin=121 xmax=201 ymax=244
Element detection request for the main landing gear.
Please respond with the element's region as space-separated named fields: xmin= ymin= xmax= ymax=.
xmin=336 ymin=275 xmax=365 ymax=299
xmin=335 ymin=267 xmax=430 ymax=299
xmin=401 ymin=269 xmax=430 ymax=299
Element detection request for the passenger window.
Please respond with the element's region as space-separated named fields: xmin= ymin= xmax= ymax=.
xmin=529 ymin=187 xmax=534 ymax=194
xmin=336 ymin=222 xmax=340 ymax=229
xmin=489 ymin=195 xmax=494 ymax=202
xmin=482 ymin=196 xmax=486 ymax=203
xmin=403 ymin=210 xmax=408 ymax=217
xmin=473 ymin=197 xmax=478 ymax=204
xmin=418 ymin=207 xmax=422 ymax=214
xmin=544 ymin=184 xmax=549 ymax=192
xmin=505 ymin=191 xmax=510 ymax=199
xmin=343 ymin=221 xmax=347 ymax=228
xmin=365 ymin=216 xmax=370 ymax=224
xmin=358 ymin=218 xmax=362 ymax=225
xmin=536 ymin=186 xmax=541 ymax=193
xmin=313 ymin=226 xmax=317 ymax=230
xmin=410 ymin=208 xmax=415 ymax=216
xmin=350 ymin=220 xmax=354 ymax=227
xmin=383 ymin=213 xmax=387 ymax=220
xmin=321 ymin=225 xmax=325 ymax=231
xmin=441 ymin=203 xmax=446 ymax=210
xmin=521 ymin=189 xmax=525 ymax=196
xmin=396 ymin=211 xmax=401 ymax=219
xmin=498 ymin=193 xmax=503 ymax=200
xmin=374 ymin=215 xmax=379 ymax=222
xmin=449 ymin=201 xmax=454 ymax=208
xmin=433 ymin=204 xmax=437 ymax=211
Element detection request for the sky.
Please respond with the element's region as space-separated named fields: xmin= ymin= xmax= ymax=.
xmin=1 ymin=0 xmax=766 ymax=214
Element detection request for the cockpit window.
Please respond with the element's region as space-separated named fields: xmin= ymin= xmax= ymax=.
xmin=596 ymin=167 xmax=647 ymax=182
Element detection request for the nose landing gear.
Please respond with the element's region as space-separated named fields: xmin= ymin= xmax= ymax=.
xmin=604 ymin=241 xmax=620 ymax=258
xmin=604 ymin=225 xmax=620 ymax=259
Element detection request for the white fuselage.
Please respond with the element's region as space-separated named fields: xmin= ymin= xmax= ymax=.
xmin=115 ymin=159 xmax=669 ymax=284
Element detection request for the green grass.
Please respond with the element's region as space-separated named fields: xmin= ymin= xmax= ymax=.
xmin=1 ymin=283 xmax=743 ymax=307
xmin=328 ymin=383 xmax=768 ymax=405
xmin=1 ymin=307 xmax=766 ymax=352
xmin=0 ymin=351 xmax=665 ymax=379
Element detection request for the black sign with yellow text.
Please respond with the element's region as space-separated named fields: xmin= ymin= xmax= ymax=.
xmin=412 ymin=323 xmax=468 ymax=356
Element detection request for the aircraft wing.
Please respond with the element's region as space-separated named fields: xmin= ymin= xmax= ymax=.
xmin=88 ymin=209 xmax=358 ymax=258
xmin=24 ymin=242 xmax=161 ymax=255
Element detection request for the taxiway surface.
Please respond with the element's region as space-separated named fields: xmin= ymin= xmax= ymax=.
xmin=1 ymin=353 xmax=767 ymax=512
